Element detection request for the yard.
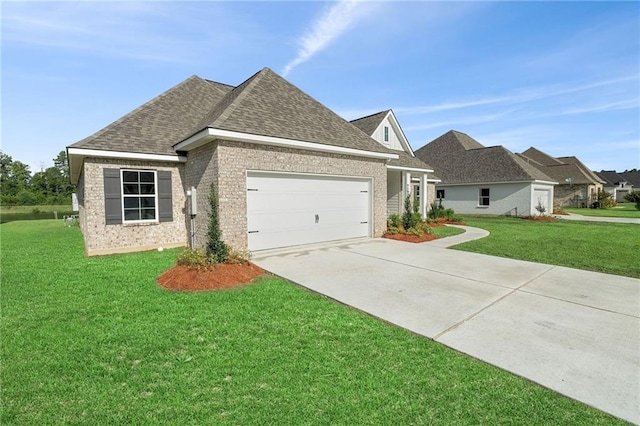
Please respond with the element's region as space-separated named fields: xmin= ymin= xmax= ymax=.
xmin=456 ymin=216 xmax=640 ymax=278
xmin=564 ymin=202 xmax=640 ymax=218
xmin=0 ymin=204 xmax=74 ymax=224
xmin=0 ymin=220 xmax=622 ymax=424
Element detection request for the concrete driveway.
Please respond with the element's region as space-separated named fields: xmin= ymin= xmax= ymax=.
xmin=253 ymin=237 xmax=640 ymax=424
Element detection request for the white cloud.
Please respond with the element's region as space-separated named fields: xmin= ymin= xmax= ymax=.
xmin=282 ymin=0 xmax=368 ymax=76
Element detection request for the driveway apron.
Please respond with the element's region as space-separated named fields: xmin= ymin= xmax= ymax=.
xmin=253 ymin=236 xmax=640 ymax=424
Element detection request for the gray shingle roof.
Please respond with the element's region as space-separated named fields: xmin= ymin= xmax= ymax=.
xmin=70 ymin=68 xmax=392 ymax=157
xmin=186 ymin=68 xmax=391 ymax=154
xmin=414 ymin=130 xmax=554 ymax=184
xmin=349 ymin=110 xmax=390 ymax=136
xmin=597 ymin=170 xmax=626 ymax=186
xmin=350 ymin=110 xmax=438 ymax=174
xmin=70 ymin=76 xmax=232 ymax=155
xmin=518 ymin=148 xmax=604 ymax=185
xmin=620 ymin=171 xmax=640 ymax=187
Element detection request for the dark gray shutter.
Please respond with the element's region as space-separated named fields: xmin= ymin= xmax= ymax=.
xmin=104 ymin=169 xmax=122 ymax=225
xmin=158 ymin=171 xmax=173 ymax=222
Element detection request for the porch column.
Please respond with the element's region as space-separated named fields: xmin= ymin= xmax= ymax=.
xmin=420 ymin=173 xmax=428 ymax=217
xmin=403 ymin=171 xmax=411 ymax=205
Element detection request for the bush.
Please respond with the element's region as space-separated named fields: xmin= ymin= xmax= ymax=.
xmin=624 ymin=191 xmax=640 ymax=211
xmin=402 ymin=195 xmax=421 ymax=230
xmin=388 ymin=214 xmax=401 ymax=229
xmin=177 ymin=248 xmax=217 ymax=270
xmin=594 ymin=189 xmax=616 ymax=209
xmin=226 ymin=248 xmax=252 ymax=264
xmin=428 ymin=201 xmax=442 ymax=220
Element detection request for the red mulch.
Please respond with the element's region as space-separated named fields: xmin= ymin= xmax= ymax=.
xmin=383 ymin=232 xmax=438 ymax=243
xmin=157 ymin=262 xmax=265 ymax=291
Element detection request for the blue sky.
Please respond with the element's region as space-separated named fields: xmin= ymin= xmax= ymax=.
xmin=2 ymin=1 xmax=639 ymax=173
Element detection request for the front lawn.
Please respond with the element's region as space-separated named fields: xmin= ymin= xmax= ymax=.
xmin=431 ymin=225 xmax=466 ymax=239
xmin=1 ymin=221 xmax=623 ymax=424
xmin=455 ymin=216 xmax=640 ymax=278
xmin=565 ymin=203 xmax=640 ymax=218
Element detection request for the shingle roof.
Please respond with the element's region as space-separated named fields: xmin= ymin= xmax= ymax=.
xmin=414 ymin=130 xmax=554 ymax=184
xmin=620 ymin=171 xmax=640 ymax=187
xmin=518 ymin=148 xmax=604 ymax=185
xmin=185 ymin=68 xmax=391 ymax=154
xmin=70 ymin=68 xmax=392 ymax=157
xmin=349 ymin=110 xmax=390 ymax=136
xmin=350 ymin=109 xmax=438 ymax=174
xmin=596 ymin=170 xmax=626 ymax=186
xmin=70 ymin=76 xmax=232 ymax=155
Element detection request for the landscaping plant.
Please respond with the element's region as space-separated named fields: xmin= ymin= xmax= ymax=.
xmin=206 ymin=182 xmax=229 ymax=262
xmin=623 ymin=191 xmax=640 ymax=211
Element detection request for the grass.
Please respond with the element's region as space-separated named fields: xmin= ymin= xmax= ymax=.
xmin=0 ymin=204 xmax=74 ymax=224
xmin=564 ymin=203 xmax=640 ymax=218
xmin=455 ymin=216 xmax=640 ymax=278
xmin=0 ymin=220 xmax=623 ymax=424
xmin=430 ymin=225 xmax=465 ymax=239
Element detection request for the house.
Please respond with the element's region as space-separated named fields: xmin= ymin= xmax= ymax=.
xmin=67 ymin=68 xmax=437 ymax=256
xmin=414 ymin=130 xmax=556 ymax=216
xmin=596 ymin=170 xmax=640 ymax=202
xmin=517 ymin=147 xmax=604 ymax=207
xmin=350 ymin=110 xmax=439 ymax=217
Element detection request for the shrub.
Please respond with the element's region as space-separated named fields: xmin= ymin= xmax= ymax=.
xmin=428 ymin=201 xmax=442 ymax=220
xmin=388 ymin=214 xmax=401 ymax=229
xmin=402 ymin=195 xmax=420 ymax=230
xmin=31 ymin=207 xmax=41 ymax=214
xmin=534 ymin=199 xmax=547 ymax=215
xmin=226 ymin=248 xmax=252 ymax=264
xmin=206 ymin=183 xmax=229 ymax=262
xmin=177 ymin=248 xmax=217 ymax=270
xmin=624 ymin=191 xmax=640 ymax=211
xmin=593 ymin=189 xmax=616 ymax=209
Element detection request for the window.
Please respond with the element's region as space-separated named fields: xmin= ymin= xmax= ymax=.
xmin=436 ymin=189 xmax=445 ymax=199
xmin=384 ymin=126 xmax=389 ymax=142
xmin=479 ymin=188 xmax=490 ymax=206
xmin=122 ymin=170 xmax=157 ymax=222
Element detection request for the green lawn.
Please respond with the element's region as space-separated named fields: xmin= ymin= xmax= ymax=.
xmin=565 ymin=203 xmax=640 ymax=218
xmin=1 ymin=221 xmax=622 ymax=424
xmin=430 ymin=225 xmax=465 ymax=239
xmin=0 ymin=204 xmax=74 ymax=224
xmin=455 ymin=216 xmax=640 ymax=278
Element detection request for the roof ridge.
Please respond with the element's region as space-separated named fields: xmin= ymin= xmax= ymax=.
xmin=350 ymin=109 xmax=390 ymax=123
xmin=210 ymin=68 xmax=268 ymax=128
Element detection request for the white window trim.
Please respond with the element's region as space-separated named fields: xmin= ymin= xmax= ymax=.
xmin=478 ymin=188 xmax=490 ymax=207
xmin=383 ymin=126 xmax=390 ymax=143
xmin=121 ymin=169 xmax=159 ymax=224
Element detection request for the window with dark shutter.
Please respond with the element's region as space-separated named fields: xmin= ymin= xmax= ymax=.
xmin=479 ymin=188 xmax=490 ymax=206
xmin=157 ymin=171 xmax=173 ymax=222
xmin=104 ymin=169 xmax=123 ymax=225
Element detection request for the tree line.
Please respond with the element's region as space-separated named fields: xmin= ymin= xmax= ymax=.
xmin=0 ymin=150 xmax=75 ymax=205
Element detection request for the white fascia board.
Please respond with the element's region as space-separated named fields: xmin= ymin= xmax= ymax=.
xmin=387 ymin=165 xmax=434 ymax=173
xmin=436 ymin=179 xmax=558 ymax=187
xmin=67 ymin=148 xmax=187 ymax=163
xmin=385 ymin=111 xmax=415 ymax=156
xmin=174 ymin=128 xmax=398 ymax=160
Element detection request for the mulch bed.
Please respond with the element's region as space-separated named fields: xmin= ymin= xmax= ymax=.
xmin=382 ymin=232 xmax=438 ymax=243
xmin=157 ymin=262 xmax=265 ymax=291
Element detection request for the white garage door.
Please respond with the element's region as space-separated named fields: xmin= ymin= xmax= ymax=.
xmin=247 ymin=172 xmax=371 ymax=251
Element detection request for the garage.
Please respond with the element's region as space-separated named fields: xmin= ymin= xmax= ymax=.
xmin=246 ymin=171 xmax=372 ymax=251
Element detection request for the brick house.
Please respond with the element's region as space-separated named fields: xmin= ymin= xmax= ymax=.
xmin=67 ymin=68 xmax=436 ymax=255
xmin=517 ymin=147 xmax=604 ymax=208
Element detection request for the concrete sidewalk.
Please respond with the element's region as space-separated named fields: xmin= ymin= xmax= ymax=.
xmin=557 ymin=212 xmax=640 ymax=224
xmin=253 ymin=238 xmax=640 ymax=424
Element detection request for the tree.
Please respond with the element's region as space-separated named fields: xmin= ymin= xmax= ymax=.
xmin=624 ymin=191 xmax=640 ymax=211
xmin=205 ymin=182 xmax=229 ymax=262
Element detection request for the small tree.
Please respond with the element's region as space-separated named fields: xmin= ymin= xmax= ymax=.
xmin=402 ymin=194 xmax=420 ymax=230
xmin=594 ymin=189 xmax=616 ymax=209
xmin=206 ymin=182 xmax=229 ymax=262
xmin=624 ymin=191 xmax=640 ymax=211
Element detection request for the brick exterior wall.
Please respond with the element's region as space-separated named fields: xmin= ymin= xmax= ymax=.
xmin=186 ymin=140 xmax=388 ymax=251
xmin=554 ymin=183 xmax=602 ymax=208
xmin=79 ymin=158 xmax=187 ymax=256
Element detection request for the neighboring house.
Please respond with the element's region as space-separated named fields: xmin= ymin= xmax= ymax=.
xmin=517 ymin=147 xmax=604 ymax=207
xmin=350 ymin=110 xmax=440 ymax=217
xmin=67 ymin=68 xmax=437 ymax=256
xmin=596 ymin=170 xmax=639 ymax=202
xmin=414 ymin=130 xmax=556 ymax=216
